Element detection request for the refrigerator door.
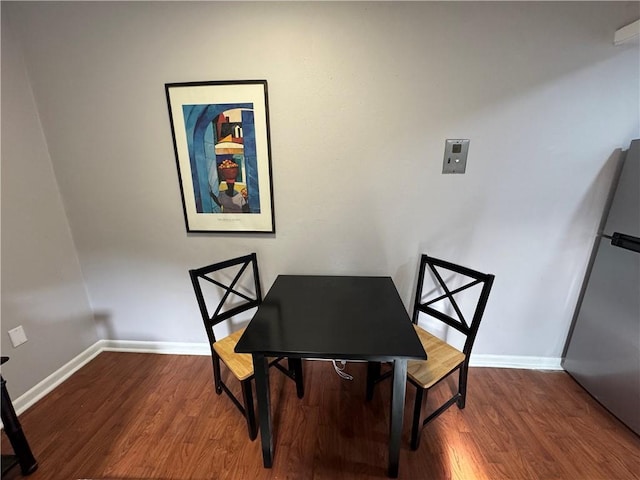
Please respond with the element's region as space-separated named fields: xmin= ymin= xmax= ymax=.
xmin=563 ymin=239 xmax=640 ymax=434
xmin=602 ymin=139 xmax=639 ymax=237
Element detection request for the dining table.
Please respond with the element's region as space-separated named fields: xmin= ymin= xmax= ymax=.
xmin=235 ymin=274 xmax=427 ymax=478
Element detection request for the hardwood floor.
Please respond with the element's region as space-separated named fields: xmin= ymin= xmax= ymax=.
xmin=2 ymin=352 xmax=639 ymax=479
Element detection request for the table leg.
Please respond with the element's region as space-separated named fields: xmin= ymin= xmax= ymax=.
xmin=1 ymin=376 xmax=37 ymax=475
xmin=252 ymin=354 xmax=273 ymax=468
xmin=366 ymin=361 xmax=381 ymax=401
xmin=289 ymin=358 xmax=305 ymax=398
xmin=388 ymin=359 xmax=407 ymax=478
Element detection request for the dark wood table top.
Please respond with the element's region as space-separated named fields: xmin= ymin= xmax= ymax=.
xmin=235 ymin=275 xmax=426 ymax=361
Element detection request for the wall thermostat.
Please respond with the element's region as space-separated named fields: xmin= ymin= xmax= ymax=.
xmin=442 ymin=139 xmax=469 ymax=174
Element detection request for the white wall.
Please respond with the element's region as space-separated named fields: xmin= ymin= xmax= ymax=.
xmin=1 ymin=10 xmax=98 ymax=398
xmin=2 ymin=2 xmax=639 ymax=392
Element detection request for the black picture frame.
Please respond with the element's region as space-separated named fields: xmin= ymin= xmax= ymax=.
xmin=166 ymin=80 xmax=275 ymax=233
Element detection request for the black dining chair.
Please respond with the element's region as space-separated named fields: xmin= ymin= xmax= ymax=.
xmin=189 ymin=253 xmax=303 ymax=440
xmin=366 ymin=254 xmax=494 ymax=450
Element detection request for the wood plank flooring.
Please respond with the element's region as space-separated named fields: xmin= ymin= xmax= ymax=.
xmin=2 ymin=352 xmax=639 ymax=479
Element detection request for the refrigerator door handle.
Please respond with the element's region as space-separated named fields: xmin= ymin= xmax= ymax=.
xmin=609 ymin=232 xmax=640 ymax=253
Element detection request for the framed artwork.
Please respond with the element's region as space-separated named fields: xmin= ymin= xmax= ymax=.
xmin=166 ymin=80 xmax=275 ymax=233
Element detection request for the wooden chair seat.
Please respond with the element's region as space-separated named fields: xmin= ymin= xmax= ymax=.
xmin=212 ymin=328 xmax=279 ymax=382
xmin=408 ymin=325 xmax=466 ymax=389
xmin=213 ymin=328 xmax=254 ymax=381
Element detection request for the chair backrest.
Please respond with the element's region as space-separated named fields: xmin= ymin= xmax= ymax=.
xmin=189 ymin=253 xmax=262 ymax=344
xmin=412 ymin=254 xmax=494 ymax=356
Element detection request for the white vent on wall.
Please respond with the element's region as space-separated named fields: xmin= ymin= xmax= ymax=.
xmin=614 ymin=19 xmax=640 ymax=45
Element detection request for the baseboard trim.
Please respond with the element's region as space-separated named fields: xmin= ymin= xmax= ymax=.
xmin=101 ymin=339 xmax=210 ymax=356
xmin=12 ymin=341 xmax=103 ymax=415
xmin=471 ymin=354 xmax=563 ymax=370
xmin=11 ymin=341 xmax=563 ymax=415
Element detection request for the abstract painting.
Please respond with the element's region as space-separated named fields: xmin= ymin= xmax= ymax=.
xmin=166 ymin=80 xmax=275 ymax=233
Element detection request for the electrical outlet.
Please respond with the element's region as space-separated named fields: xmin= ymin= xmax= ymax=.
xmin=442 ymin=139 xmax=470 ymax=174
xmin=8 ymin=325 xmax=28 ymax=348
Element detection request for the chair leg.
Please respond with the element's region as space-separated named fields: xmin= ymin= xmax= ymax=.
xmin=410 ymin=386 xmax=428 ymax=450
xmin=457 ymin=363 xmax=469 ymax=409
xmin=365 ymin=361 xmax=381 ymax=401
xmin=289 ymin=358 xmax=305 ymax=399
xmin=241 ymin=379 xmax=258 ymax=440
xmin=212 ymin=354 xmax=223 ymax=395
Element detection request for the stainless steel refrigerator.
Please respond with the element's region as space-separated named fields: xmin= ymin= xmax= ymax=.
xmin=563 ymin=139 xmax=640 ymax=435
